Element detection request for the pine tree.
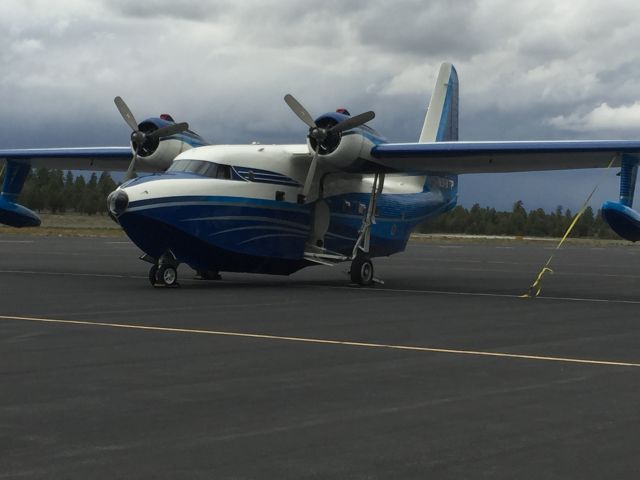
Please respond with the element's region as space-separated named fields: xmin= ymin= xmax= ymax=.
xmin=83 ymin=173 xmax=100 ymax=215
xmin=511 ymin=200 xmax=527 ymax=235
xmin=48 ymin=169 xmax=66 ymax=213
xmin=97 ymin=172 xmax=117 ymax=214
xmin=64 ymin=171 xmax=75 ymax=211
xmin=73 ymin=176 xmax=87 ymax=212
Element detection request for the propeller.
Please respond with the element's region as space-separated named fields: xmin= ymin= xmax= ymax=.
xmin=284 ymin=94 xmax=375 ymax=198
xmin=114 ymin=96 xmax=189 ymax=180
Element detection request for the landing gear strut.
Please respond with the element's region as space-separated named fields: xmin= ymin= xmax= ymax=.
xmin=351 ymin=172 xmax=385 ymax=261
xmin=349 ymin=172 xmax=385 ymax=286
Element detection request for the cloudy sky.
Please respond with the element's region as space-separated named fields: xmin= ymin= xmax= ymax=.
xmin=2 ymin=0 xmax=640 ymax=211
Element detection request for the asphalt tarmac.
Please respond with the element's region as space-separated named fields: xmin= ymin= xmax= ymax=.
xmin=1 ymin=235 xmax=639 ymax=479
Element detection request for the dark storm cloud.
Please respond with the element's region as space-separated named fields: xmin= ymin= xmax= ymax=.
xmin=3 ymin=0 xmax=640 ymax=210
xmin=354 ymin=0 xmax=504 ymax=58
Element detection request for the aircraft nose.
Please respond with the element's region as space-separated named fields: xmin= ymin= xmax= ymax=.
xmin=107 ymin=189 xmax=129 ymax=217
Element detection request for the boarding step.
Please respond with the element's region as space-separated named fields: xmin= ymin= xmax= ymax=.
xmin=303 ymin=249 xmax=350 ymax=266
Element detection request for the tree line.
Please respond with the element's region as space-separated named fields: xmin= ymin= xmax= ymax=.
xmin=417 ymin=200 xmax=619 ymax=239
xmin=2 ymin=168 xmax=118 ymax=215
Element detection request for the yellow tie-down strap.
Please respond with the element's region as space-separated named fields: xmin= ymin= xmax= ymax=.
xmin=522 ymin=156 xmax=616 ymax=298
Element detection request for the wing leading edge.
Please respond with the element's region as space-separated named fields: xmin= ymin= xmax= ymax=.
xmin=0 ymin=147 xmax=132 ymax=172
xmin=370 ymin=140 xmax=640 ymax=174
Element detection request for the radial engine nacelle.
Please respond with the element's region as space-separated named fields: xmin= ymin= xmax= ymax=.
xmin=307 ymin=112 xmax=385 ymax=172
xmin=132 ymin=117 xmax=208 ymax=172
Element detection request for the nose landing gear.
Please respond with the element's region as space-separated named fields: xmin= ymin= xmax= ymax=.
xmin=148 ymin=264 xmax=179 ymax=287
xmin=144 ymin=251 xmax=180 ymax=287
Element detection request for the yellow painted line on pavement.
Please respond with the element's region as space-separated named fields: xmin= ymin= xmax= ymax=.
xmin=1 ymin=314 xmax=639 ymax=369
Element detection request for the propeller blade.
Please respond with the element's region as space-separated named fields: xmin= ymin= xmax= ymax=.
xmin=148 ymin=122 xmax=189 ymax=139
xmin=114 ymin=96 xmax=139 ymax=132
xmin=124 ymin=149 xmax=138 ymax=181
xmin=330 ymin=110 xmax=375 ymax=134
xmin=302 ymin=150 xmax=319 ymax=198
xmin=284 ymin=94 xmax=317 ymax=128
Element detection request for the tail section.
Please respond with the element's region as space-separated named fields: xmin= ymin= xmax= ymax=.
xmin=417 ymin=63 xmax=459 ymax=214
xmin=419 ymin=62 xmax=459 ymax=142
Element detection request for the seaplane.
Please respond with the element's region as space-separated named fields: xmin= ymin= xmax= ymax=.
xmin=1 ymin=63 xmax=640 ymax=287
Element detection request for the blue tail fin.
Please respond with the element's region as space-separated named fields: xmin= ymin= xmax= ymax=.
xmin=419 ymin=63 xmax=459 ymax=142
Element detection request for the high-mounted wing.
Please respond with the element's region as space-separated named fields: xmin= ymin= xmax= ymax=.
xmin=370 ymin=140 xmax=640 ymax=174
xmin=0 ymin=147 xmax=132 ymax=171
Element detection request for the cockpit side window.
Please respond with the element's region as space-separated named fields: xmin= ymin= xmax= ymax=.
xmin=167 ymin=159 xmax=232 ymax=179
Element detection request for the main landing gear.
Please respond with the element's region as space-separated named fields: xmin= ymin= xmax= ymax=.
xmin=304 ymin=172 xmax=385 ymax=286
xmin=349 ymin=172 xmax=385 ymax=286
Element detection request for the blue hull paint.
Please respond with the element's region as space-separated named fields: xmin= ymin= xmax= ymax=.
xmin=323 ymin=190 xmax=456 ymax=256
xmin=119 ymin=212 xmax=310 ymax=275
xmin=118 ymin=183 xmax=457 ymax=275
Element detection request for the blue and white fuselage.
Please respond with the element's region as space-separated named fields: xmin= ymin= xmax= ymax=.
xmin=113 ymin=143 xmax=457 ymax=275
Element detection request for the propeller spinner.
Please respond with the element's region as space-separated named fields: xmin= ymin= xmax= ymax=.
xmin=114 ymin=96 xmax=189 ymax=180
xmin=284 ymin=94 xmax=375 ymax=198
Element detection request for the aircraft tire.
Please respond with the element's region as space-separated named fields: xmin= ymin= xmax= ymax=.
xmin=157 ymin=265 xmax=178 ymax=287
xmin=350 ymin=255 xmax=374 ymax=286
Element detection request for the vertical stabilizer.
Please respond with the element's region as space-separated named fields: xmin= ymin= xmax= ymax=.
xmin=419 ymin=63 xmax=459 ymax=142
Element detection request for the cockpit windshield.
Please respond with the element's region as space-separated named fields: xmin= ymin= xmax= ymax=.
xmin=167 ymin=159 xmax=231 ymax=179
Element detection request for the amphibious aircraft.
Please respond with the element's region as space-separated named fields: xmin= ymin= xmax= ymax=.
xmin=1 ymin=63 xmax=640 ymax=287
